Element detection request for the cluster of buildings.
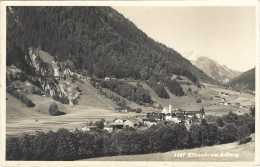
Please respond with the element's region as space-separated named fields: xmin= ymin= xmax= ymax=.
xmin=81 ymin=117 xmax=143 ymax=132
xmin=215 ymin=92 xmax=232 ymax=106
xmin=81 ymin=104 xmax=205 ymax=132
xmin=115 ymin=107 xmax=142 ymax=113
xmin=160 ymin=104 xmax=204 ymax=124
xmin=215 ymin=92 xmax=245 ymax=108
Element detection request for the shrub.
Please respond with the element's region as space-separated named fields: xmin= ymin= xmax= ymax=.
xmin=239 ymin=136 xmax=252 ymax=145
xmin=49 ymin=102 xmax=58 ymax=116
xmin=136 ymin=108 xmax=142 ymax=113
xmin=196 ymin=98 xmax=201 ymax=103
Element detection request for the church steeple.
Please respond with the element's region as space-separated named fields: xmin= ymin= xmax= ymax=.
xmin=169 ymin=103 xmax=172 ymax=113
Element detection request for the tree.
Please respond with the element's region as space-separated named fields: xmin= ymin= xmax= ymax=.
xmin=95 ymin=119 xmax=105 ymax=129
xmin=208 ymin=123 xmax=219 ymax=145
xmin=196 ymin=98 xmax=201 ymax=103
xmin=250 ymin=106 xmax=255 ymax=117
xmin=173 ymin=123 xmax=189 ymax=149
xmin=200 ymin=107 xmax=205 ymax=116
xmin=6 ymin=137 xmax=22 ymax=160
xmin=200 ymin=119 xmax=210 ymax=146
xmin=222 ymin=111 xmax=238 ymax=124
xmin=54 ymin=128 xmax=77 ymax=160
xmin=237 ymin=114 xmax=255 ymax=133
xmin=73 ymin=131 xmax=95 ymax=158
xmin=216 ymin=118 xmax=225 ymax=127
xmin=237 ymin=125 xmax=250 ymax=142
xmin=220 ymin=123 xmax=238 ymax=143
xmin=49 ymin=102 xmax=58 ymax=116
xmin=189 ymin=124 xmax=201 ymax=147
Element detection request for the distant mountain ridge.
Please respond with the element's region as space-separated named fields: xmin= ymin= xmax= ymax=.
xmin=227 ymin=68 xmax=255 ymax=92
xmin=183 ymin=51 xmax=241 ymax=83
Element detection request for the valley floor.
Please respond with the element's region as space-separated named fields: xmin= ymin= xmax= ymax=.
xmin=83 ymin=134 xmax=255 ymax=162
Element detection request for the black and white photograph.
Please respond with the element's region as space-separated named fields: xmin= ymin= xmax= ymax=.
xmin=0 ymin=1 xmax=259 ymax=166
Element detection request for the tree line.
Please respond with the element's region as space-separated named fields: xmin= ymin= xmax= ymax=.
xmin=167 ymin=80 xmax=185 ymax=96
xmin=6 ymin=111 xmax=254 ymax=160
xmin=6 ymin=85 xmax=35 ymax=107
xmin=91 ymin=79 xmax=153 ymax=105
xmin=146 ymin=76 xmax=170 ymax=99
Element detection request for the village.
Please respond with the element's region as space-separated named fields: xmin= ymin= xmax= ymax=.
xmin=81 ymin=104 xmax=205 ymax=132
xmin=214 ymin=91 xmax=246 ymax=109
xmin=81 ymin=88 xmax=252 ymax=133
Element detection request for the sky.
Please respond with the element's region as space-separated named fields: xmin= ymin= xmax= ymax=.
xmin=113 ymin=6 xmax=256 ymax=72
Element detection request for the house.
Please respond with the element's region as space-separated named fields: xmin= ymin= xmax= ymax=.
xmin=171 ymin=117 xmax=182 ymax=123
xmin=153 ymin=103 xmax=160 ymax=108
xmin=176 ymin=112 xmax=185 ymax=119
xmin=219 ymin=92 xmax=229 ymax=97
xmin=185 ymin=111 xmax=204 ymax=119
xmin=220 ymin=98 xmax=226 ymax=102
xmin=187 ymin=110 xmax=205 ymax=119
xmin=165 ymin=113 xmax=173 ymax=120
xmin=124 ymin=118 xmax=142 ymax=128
xmin=147 ymin=113 xmax=163 ymax=121
xmin=224 ymin=102 xmax=231 ymax=106
xmin=196 ymin=113 xmax=203 ymax=119
xmin=81 ymin=125 xmax=99 ymax=131
xmin=108 ymin=122 xmax=124 ymax=130
xmin=173 ymin=108 xmax=184 ymax=113
xmin=114 ymin=118 xmax=126 ymax=123
xmin=214 ymin=95 xmax=221 ymax=100
xmin=104 ymin=125 xmax=113 ymax=132
xmin=104 ymin=77 xmax=111 ymax=81
xmin=165 ymin=116 xmax=182 ymax=123
xmin=115 ymin=108 xmax=128 ymax=112
xmin=143 ymin=119 xmax=157 ymax=126
xmin=224 ymin=93 xmax=230 ymax=96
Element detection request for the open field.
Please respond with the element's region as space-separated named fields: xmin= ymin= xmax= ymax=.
xmin=6 ymin=79 xmax=254 ymax=136
xmin=6 ymin=79 xmax=143 ymax=136
xmin=84 ymin=134 xmax=255 ymax=161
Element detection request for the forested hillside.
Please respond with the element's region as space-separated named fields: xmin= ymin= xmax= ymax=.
xmin=227 ymin=68 xmax=255 ymax=91
xmin=7 ymin=6 xmax=216 ymax=85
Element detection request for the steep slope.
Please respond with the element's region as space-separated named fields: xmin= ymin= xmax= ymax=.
xmin=7 ymin=6 xmax=217 ymax=85
xmin=183 ymin=51 xmax=241 ymax=83
xmin=227 ymin=68 xmax=255 ymax=92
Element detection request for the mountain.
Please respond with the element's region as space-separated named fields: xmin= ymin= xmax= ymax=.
xmin=227 ymin=68 xmax=255 ymax=92
xmin=7 ymin=7 xmax=217 ymax=85
xmin=183 ymin=51 xmax=241 ymax=83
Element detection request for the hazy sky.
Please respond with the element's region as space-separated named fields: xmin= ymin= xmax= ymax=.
xmin=113 ymin=6 xmax=256 ymax=72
